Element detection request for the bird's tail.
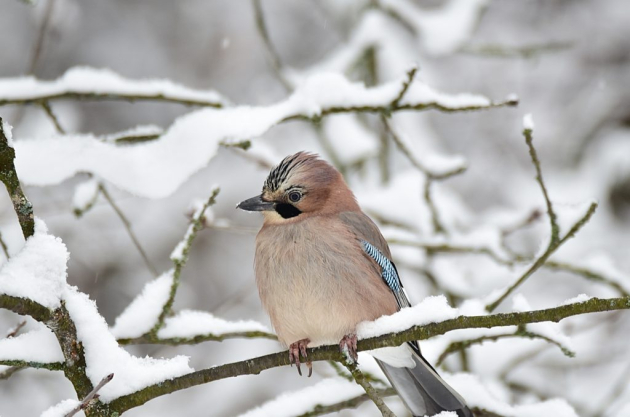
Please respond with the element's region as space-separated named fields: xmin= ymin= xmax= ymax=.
xmin=376 ymin=351 xmax=473 ymax=417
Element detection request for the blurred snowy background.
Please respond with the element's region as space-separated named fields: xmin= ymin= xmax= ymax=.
xmin=1 ymin=0 xmax=630 ymax=416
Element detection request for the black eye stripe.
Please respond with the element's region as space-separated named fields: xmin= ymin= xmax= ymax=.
xmin=275 ymin=203 xmax=301 ymax=219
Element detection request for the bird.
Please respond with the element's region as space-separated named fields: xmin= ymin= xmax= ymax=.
xmin=237 ymin=151 xmax=472 ymax=417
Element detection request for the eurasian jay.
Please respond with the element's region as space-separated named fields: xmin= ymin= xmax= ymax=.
xmin=237 ymin=152 xmax=472 ymax=417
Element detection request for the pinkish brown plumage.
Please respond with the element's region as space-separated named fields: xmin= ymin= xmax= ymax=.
xmin=237 ymin=152 xmax=472 ymax=416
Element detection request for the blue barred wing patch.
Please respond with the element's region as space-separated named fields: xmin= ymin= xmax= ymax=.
xmin=361 ymin=240 xmax=410 ymax=309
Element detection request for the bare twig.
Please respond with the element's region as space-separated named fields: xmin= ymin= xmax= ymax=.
xmin=342 ymin=359 xmax=396 ymax=417
xmin=150 ymin=187 xmax=221 ymax=335
xmin=436 ymin=328 xmax=574 ymax=367
xmin=0 ymin=230 xmax=9 ymax=260
xmin=297 ymin=388 xmax=397 ymax=417
xmin=0 ymin=365 xmax=24 ymax=380
xmin=252 ymin=0 xmax=293 ymax=91
xmin=0 ymin=359 xmax=64 ymax=371
xmin=524 ymin=126 xmax=560 ymax=246
xmin=98 ymin=184 xmax=158 ymax=277
xmin=118 ymin=329 xmax=276 ymax=346
xmin=460 ymin=42 xmax=573 ymax=59
xmin=40 ymin=100 xmax=66 ymax=134
xmin=0 ymin=118 xmax=34 ymax=239
xmin=6 ymin=320 xmax=26 ymax=338
xmin=545 ymin=261 xmax=629 ymax=297
xmin=486 ymin=202 xmax=597 ymax=312
xmin=65 ymin=373 xmax=114 ymax=417
xmin=390 ymin=65 xmax=417 ymax=109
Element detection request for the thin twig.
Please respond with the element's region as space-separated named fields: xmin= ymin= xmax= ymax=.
xmin=297 ymin=388 xmax=397 ymax=417
xmin=0 ymin=365 xmax=24 ymax=380
xmin=390 ymin=65 xmax=417 ymax=109
xmin=65 ymin=373 xmax=114 ymax=417
xmin=486 ymin=202 xmax=597 ymax=312
xmin=436 ymin=328 xmax=574 ymax=367
xmin=98 ymin=184 xmax=158 ymax=277
xmin=545 ymin=261 xmax=629 ymax=297
xmin=252 ymin=0 xmax=293 ymax=92
xmin=0 ymin=230 xmax=10 ymax=260
xmin=342 ymin=359 xmax=396 ymax=417
xmin=524 ymin=125 xmax=560 ymax=246
xmin=6 ymin=320 xmax=26 ymax=338
xmin=150 ymin=187 xmax=221 ymax=335
xmin=40 ymin=100 xmax=66 ymax=133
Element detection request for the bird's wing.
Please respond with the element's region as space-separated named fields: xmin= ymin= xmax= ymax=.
xmin=338 ymin=211 xmax=420 ymax=354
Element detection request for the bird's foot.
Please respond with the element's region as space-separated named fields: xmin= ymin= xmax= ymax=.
xmin=339 ymin=333 xmax=358 ymax=363
xmin=288 ymin=338 xmax=312 ymax=377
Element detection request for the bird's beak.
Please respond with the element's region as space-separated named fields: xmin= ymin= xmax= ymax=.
xmin=236 ymin=194 xmax=274 ymax=212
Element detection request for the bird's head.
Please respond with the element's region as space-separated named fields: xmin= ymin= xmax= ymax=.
xmin=237 ymin=151 xmax=359 ymax=223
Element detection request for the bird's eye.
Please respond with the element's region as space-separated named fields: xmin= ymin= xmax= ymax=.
xmin=288 ymin=191 xmax=302 ymax=202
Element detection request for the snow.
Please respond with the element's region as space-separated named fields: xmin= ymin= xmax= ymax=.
xmin=1 ymin=119 xmax=13 ymax=146
xmin=0 ymin=66 xmax=226 ymax=105
xmin=357 ymin=295 xmax=458 ymax=339
xmin=109 ymin=272 xmax=174 ymax=339
xmin=0 ymin=327 xmax=63 ymax=364
xmin=445 ymin=373 xmax=578 ymax=417
xmin=157 ymin=310 xmax=269 ymax=339
xmin=561 ymin=294 xmax=592 ymax=306
xmin=40 ymin=399 xmax=81 ymax=417
xmin=322 ymin=115 xmax=379 ymax=165
xmin=64 ymin=287 xmax=192 ymax=402
xmin=523 ymin=113 xmax=535 ymax=130
xmin=72 ymin=178 xmax=100 ymax=214
xmin=14 ymin=71 xmax=500 ymax=199
xmin=238 ymin=378 xmax=364 ymax=417
xmin=0 ymin=219 xmax=68 ymax=309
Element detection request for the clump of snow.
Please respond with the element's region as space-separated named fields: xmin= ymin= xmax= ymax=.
xmin=357 ymin=295 xmax=458 ymax=339
xmin=445 ymin=373 xmax=578 ymax=416
xmin=0 ymin=327 xmax=63 ymax=364
xmin=40 ymin=399 xmax=81 ymax=417
xmin=14 ymin=71 xmax=500 ymax=199
xmin=523 ymin=113 xmax=535 ymax=130
xmin=72 ymin=178 xmax=100 ymax=215
xmin=157 ymin=310 xmax=269 ymax=339
xmin=64 ymin=287 xmax=192 ymax=402
xmin=1 ymin=119 xmax=13 ymax=146
xmin=0 ymin=219 xmax=68 ymax=309
xmin=238 ymin=378 xmax=364 ymax=417
xmin=110 ymin=272 xmax=174 ymax=339
xmin=561 ymin=294 xmax=592 ymax=306
xmin=0 ymin=67 xmax=226 ymax=105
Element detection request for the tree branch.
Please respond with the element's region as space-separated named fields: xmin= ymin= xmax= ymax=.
xmin=65 ymin=373 xmax=114 ymax=417
xmin=108 ymin=296 xmax=630 ymax=414
xmin=297 ymin=388 xmax=397 ymax=417
xmin=0 ymin=118 xmax=34 ymax=239
xmin=342 ymin=359 xmax=396 ymax=417
xmin=0 ymin=92 xmax=223 ymax=108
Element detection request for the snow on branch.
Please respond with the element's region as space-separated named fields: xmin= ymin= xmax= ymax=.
xmin=0 ymin=67 xmax=226 ymax=107
xmin=106 ymin=295 xmax=630 ymax=414
xmin=14 ymin=71 xmax=516 ymax=199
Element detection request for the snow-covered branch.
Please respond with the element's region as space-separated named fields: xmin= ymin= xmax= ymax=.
xmin=0 ymin=67 xmax=226 ymax=108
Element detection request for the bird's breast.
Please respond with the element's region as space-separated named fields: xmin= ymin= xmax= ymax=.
xmin=253 ymin=217 xmax=397 ymax=346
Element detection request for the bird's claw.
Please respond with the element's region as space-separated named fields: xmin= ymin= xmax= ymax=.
xmin=339 ymin=333 xmax=358 ymax=362
xmin=289 ymin=338 xmax=312 ymax=377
